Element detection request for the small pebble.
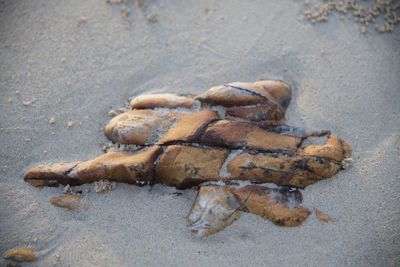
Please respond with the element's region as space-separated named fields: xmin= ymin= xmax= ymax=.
xmin=67 ymin=121 xmax=75 ymax=128
xmin=108 ymin=110 xmax=118 ymax=117
xmin=50 ymin=195 xmax=81 ymax=210
xmin=315 ymin=210 xmax=334 ymax=222
xmin=22 ymin=100 xmax=33 ymax=106
xmin=147 ymin=14 xmax=158 ymax=23
xmin=48 ymin=117 xmax=56 ymax=124
xmin=3 ymin=247 xmax=37 ymax=262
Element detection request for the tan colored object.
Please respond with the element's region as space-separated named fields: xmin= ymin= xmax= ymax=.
xmin=188 ymin=184 xmax=310 ymax=237
xmin=50 ymin=194 xmax=81 ymax=210
xmin=24 ymin=79 xmax=352 ymax=236
xmin=159 ymin=110 xmax=218 ymax=144
xmin=130 ymin=93 xmax=196 ymax=109
xmin=315 ymin=209 xmax=334 ymax=223
xmin=225 ymin=136 xmax=343 ymax=188
xmin=25 ymin=146 xmax=161 ymax=186
xmin=187 ymin=185 xmax=242 ymax=237
xmin=201 ymin=120 xmax=301 ymax=151
xmin=226 ymin=103 xmax=285 ymax=122
xmin=155 ymin=145 xmax=229 ymax=188
xmin=104 ymin=109 xmax=179 ymax=144
xmin=302 ymin=135 xmax=351 ymax=161
xmin=3 ymin=247 xmax=37 ymax=262
xmin=196 ymin=84 xmax=265 ymax=107
xmin=24 ymin=162 xmax=80 ymax=187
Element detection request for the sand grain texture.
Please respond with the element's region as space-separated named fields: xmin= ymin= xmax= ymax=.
xmin=0 ymin=0 xmax=399 ymax=266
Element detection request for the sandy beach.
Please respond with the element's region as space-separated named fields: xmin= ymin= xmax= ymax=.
xmin=1 ymin=0 xmax=399 ymax=266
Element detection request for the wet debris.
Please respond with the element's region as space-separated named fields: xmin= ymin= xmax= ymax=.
xmin=3 ymin=247 xmax=37 ymax=263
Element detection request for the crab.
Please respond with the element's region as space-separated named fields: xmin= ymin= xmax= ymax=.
xmin=24 ymin=80 xmax=351 ymax=237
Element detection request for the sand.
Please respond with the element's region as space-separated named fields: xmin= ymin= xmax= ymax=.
xmin=0 ymin=0 xmax=399 ymax=266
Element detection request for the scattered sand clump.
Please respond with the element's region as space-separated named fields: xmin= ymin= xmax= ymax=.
xmin=303 ymin=0 xmax=400 ymax=33
xmin=94 ymin=180 xmax=116 ymax=193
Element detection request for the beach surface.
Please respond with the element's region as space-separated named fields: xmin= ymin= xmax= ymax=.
xmin=0 ymin=0 xmax=399 ymax=266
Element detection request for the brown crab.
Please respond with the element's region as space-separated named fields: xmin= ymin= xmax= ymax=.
xmin=24 ymin=80 xmax=351 ymax=237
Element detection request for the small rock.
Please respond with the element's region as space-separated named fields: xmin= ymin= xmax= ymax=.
xmin=108 ymin=110 xmax=118 ymax=117
xmin=67 ymin=121 xmax=75 ymax=128
xmin=120 ymin=6 xmax=130 ymax=18
xmin=50 ymin=195 xmax=81 ymax=210
xmin=22 ymin=100 xmax=33 ymax=106
xmin=3 ymin=247 xmax=37 ymax=262
xmin=315 ymin=209 xmax=334 ymax=223
xmin=48 ymin=117 xmax=56 ymax=124
xmin=60 ymin=57 xmax=66 ymax=63
xmin=147 ymin=14 xmax=158 ymax=23
xmin=77 ymin=16 xmax=88 ymax=26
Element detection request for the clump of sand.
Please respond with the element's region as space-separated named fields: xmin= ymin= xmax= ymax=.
xmin=93 ymin=180 xmax=116 ymax=193
xmin=303 ymin=0 xmax=400 ymax=33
